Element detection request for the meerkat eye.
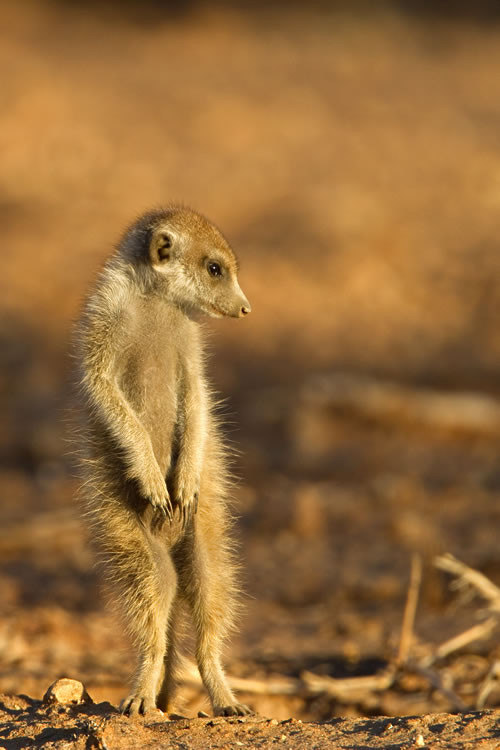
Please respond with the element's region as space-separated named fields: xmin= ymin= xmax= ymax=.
xmin=207 ymin=261 xmax=222 ymax=278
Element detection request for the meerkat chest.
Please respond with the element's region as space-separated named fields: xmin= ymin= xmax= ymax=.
xmin=120 ymin=300 xmax=197 ymax=417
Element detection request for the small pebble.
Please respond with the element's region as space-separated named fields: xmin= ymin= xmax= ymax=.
xmin=42 ymin=679 xmax=92 ymax=706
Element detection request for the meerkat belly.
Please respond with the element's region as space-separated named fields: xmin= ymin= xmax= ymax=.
xmin=119 ymin=337 xmax=178 ymax=474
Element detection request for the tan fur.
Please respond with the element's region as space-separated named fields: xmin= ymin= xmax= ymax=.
xmin=75 ymin=206 xmax=252 ymax=717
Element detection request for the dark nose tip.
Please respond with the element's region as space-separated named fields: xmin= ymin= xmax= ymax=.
xmin=240 ymin=304 xmax=251 ymax=316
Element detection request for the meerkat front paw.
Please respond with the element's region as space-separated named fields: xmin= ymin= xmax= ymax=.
xmin=133 ymin=461 xmax=174 ymax=529
xmin=173 ymin=466 xmax=200 ymax=528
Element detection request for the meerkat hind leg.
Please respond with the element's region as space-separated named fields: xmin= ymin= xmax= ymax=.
xmin=155 ymin=598 xmax=181 ymax=713
xmin=116 ymin=530 xmax=178 ymax=717
xmin=178 ymin=532 xmax=252 ymax=717
xmin=195 ymin=587 xmax=252 ymax=717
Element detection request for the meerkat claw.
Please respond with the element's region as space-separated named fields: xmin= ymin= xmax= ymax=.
xmin=214 ymin=703 xmax=254 ymax=717
xmin=150 ymin=507 xmax=165 ymax=532
xmin=120 ymin=694 xmax=155 ymax=716
xmin=150 ymin=495 xmax=175 ymax=531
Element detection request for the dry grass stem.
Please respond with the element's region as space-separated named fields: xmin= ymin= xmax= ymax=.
xmin=421 ymin=618 xmax=498 ymax=668
xmin=299 ymin=668 xmax=396 ymax=700
xmin=477 ymin=660 xmax=500 ymax=709
xmin=434 ymin=554 xmax=500 ymax=611
xmin=407 ymin=663 xmax=466 ymax=712
xmin=397 ymin=554 xmax=423 ymax=666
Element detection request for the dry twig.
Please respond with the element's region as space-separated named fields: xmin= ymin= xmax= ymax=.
xmin=180 ymin=658 xmax=396 ymax=703
xmin=434 ymin=554 xmax=500 ymax=611
xmin=406 ymin=662 xmax=466 ymax=711
xmin=397 ymin=554 xmax=423 ymax=666
xmin=421 ymin=618 xmax=498 ymax=668
xmin=477 ymin=660 xmax=500 ymax=709
xmin=300 ymin=668 xmax=396 ymax=701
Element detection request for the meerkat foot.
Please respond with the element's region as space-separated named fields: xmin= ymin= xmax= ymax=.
xmin=214 ymin=703 xmax=253 ymax=717
xmin=120 ymin=693 xmax=156 ymax=717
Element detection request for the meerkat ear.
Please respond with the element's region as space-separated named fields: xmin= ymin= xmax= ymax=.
xmin=149 ymin=230 xmax=173 ymax=265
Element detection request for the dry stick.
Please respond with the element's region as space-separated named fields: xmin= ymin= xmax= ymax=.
xmin=180 ymin=660 xmax=396 ymax=702
xmin=397 ymin=553 xmax=423 ymax=666
xmin=300 ymin=668 xmax=396 ymax=701
xmin=432 ymin=554 xmax=500 ymax=709
xmin=477 ymin=660 xmax=500 ymax=709
xmin=392 ymin=554 xmax=468 ymax=711
xmin=434 ymin=554 xmax=500 ymax=611
xmin=421 ymin=618 xmax=498 ymax=668
xmin=227 ymin=674 xmax=299 ymax=697
xmin=407 ymin=663 xmax=466 ymax=712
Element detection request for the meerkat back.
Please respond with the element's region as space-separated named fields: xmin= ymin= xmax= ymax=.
xmin=75 ymin=206 xmax=252 ymax=717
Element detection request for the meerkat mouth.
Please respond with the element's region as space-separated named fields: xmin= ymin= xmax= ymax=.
xmin=205 ymin=304 xmax=225 ymax=318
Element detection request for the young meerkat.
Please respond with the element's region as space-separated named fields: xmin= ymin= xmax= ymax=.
xmin=75 ymin=206 xmax=252 ymax=717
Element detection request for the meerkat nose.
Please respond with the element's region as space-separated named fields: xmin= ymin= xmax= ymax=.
xmin=240 ymin=302 xmax=251 ymax=316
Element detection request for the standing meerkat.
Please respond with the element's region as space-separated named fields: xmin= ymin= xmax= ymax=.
xmin=75 ymin=206 xmax=252 ymax=717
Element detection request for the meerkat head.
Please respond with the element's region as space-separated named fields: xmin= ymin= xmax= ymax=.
xmin=123 ymin=206 xmax=251 ymax=319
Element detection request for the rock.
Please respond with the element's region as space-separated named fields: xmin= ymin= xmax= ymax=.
xmin=42 ymin=678 xmax=93 ymax=706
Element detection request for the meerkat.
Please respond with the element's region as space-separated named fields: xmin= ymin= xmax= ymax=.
xmin=75 ymin=206 xmax=252 ymax=717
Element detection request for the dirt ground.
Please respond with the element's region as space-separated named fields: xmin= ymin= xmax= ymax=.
xmin=2 ymin=1 xmax=500 ymax=747
xmin=2 ymin=688 xmax=500 ymax=749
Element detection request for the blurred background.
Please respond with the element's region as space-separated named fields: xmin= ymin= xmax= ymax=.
xmin=2 ymin=0 xmax=500 ymax=719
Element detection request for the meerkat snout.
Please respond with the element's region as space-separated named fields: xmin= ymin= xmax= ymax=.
xmin=229 ymin=284 xmax=251 ymax=319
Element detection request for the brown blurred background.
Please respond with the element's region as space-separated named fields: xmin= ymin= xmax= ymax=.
xmin=2 ymin=0 xmax=500 ymax=719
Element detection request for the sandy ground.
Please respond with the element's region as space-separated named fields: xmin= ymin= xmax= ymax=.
xmin=2 ymin=688 xmax=500 ymax=749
